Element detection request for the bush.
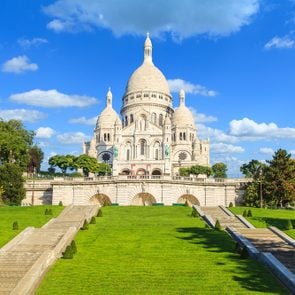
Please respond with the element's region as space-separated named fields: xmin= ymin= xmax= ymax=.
xmin=45 ymin=208 xmax=52 ymax=215
xmin=97 ymin=210 xmax=103 ymax=217
xmin=81 ymin=220 xmax=89 ymax=230
xmin=12 ymin=221 xmax=19 ymax=230
xmin=62 ymin=245 xmax=73 ymax=259
xmin=240 ymin=247 xmax=249 ymax=259
xmin=58 ymin=201 xmax=63 ymax=206
xmin=286 ymin=219 xmax=293 ymax=230
xmin=247 ymin=210 xmax=252 ymax=217
xmin=214 ymin=219 xmax=222 ymax=231
xmin=191 ymin=208 xmax=198 ymax=217
xmin=70 ymin=240 xmax=77 ymax=254
xmin=229 ymin=202 xmax=233 ymax=208
xmin=235 ymin=242 xmax=242 ymax=254
xmin=90 ymin=216 xmax=96 ymax=224
xmin=242 ymin=210 xmax=247 ymax=217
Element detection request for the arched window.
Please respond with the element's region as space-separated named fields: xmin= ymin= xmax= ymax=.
xmin=140 ymin=139 xmax=146 ymax=155
xmin=151 ymin=113 xmax=157 ymax=124
xmin=154 ymin=141 xmax=160 ymax=160
xmin=104 ymin=133 xmax=107 ymax=141
xmin=130 ymin=114 xmax=134 ymax=123
xmin=159 ymin=114 xmax=163 ymax=126
xmin=139 ymin=115 xmax=146 ymax=131
xmin=180 ymin=132 xmax=183 ymax=140
xmin=183 ymin=132 xmax=186 ymax=140
xmin=155 ymin=149 xmax=159 ymax=160
xmin=125 ymin=116 xmax=128 ymax=126
xmin=107 ymin=133 xmax=110 ymax=141
xmin=126 ymin=149 xmax=130 ymax=161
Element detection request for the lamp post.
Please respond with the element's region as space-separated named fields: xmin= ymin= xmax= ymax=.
xmin=259 ymin=168 xmax=263 ymax=208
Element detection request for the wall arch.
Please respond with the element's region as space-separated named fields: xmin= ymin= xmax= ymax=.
xmin=131 ymin=192 xmax=156 ymax=206
xmin=177 ymin=194 xmax=200 ymax=206
xmin=89 ymin=193 xmax=112 ymax=206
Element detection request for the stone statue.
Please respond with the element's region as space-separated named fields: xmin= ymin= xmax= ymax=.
xmin=165 ymin=144 xmax=170 ymax=157
xmin=113 ymin=146 xmax=118 ymax=158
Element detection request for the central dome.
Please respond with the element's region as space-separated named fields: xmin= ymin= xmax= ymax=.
xmin=124 ymin=33 xmax=171 ymax=97
xmin=125 ymin=62 xmax=170 ymax=95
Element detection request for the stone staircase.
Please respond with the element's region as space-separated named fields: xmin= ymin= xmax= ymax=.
xmin=200 ymin=206 xmax=248 ymax=229
xmin=0 ymin=205 xmax=98 ymax=295
xmin=238 ymin=228 xmax=295 ymax=274
xmin=200 ymin=206 xmax=295 ymax=279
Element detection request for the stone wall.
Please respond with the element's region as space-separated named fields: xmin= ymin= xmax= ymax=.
xmin=25 ymin=177 xmax=248 ymax=206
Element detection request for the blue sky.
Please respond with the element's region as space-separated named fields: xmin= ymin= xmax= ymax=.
xmin=1 ymin=0 xmax=295 ymax=176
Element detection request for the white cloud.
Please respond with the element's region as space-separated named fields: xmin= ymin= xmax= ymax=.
xmin=259 ymin=147 xmax=274 ymax=155
xmin=2 ymin=55 xmax=38 ymax=74
xmin=189 ymin=108 xmax=217 ymax=125
xmin=69 ymin=116 xmax=97 ymax=125
xmin=18 ymin=38 xmax=48 ymax=48
xmin=290 ymin=150 xmax=295 ymax=156
xmin=211 ymin=143 xmax=245 ymax=154
xmin=197 ymin=123 xmax=238 ymax=143
xmin=264 ymin=36 xmax=295 ymax=49
xmin=229 ymin=118 xmax=295 ymax=139
xmin=168 ymin=79 xmax=217 ymax=96
xmin=57 ymin=132 xmax=90 ymax=144
xmin=10 ymin=89 xmax=98 ymax=108
xmin=44 ymin=0 xmax=259 ymax=39
xmin=0 ymin=109 xmax=46 ymax=123
xmin=35 ymin=127 xmax=55 ymax=138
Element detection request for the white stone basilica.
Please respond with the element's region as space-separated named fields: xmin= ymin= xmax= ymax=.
xmin=83 ymin=34 xmax=210 ymax=176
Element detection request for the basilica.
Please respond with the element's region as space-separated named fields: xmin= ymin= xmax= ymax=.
xmin=82 ymin=34 xmax=210 ymax=177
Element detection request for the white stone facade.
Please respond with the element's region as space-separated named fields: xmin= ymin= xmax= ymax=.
xmin=83 ymin=34 xmax=210 ymax=177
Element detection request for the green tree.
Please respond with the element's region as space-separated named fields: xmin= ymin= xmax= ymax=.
xmin=212 ymin=162 xmax=227 ymax=178
xmin=240 ymin=160 xmax=266 ymax=179
xmin=263 ymin=149 xmax=295 ymax=207
xmin=190 ymin=165 xmax=212 ymax=177
xmin=48 ymin=154 xmax=76 ymax=175
xmin=243 ymin=182 xmax=260 ymax=207
xmin=0 ymin=119 xmax=34 ymax=170
xmin=27 ymin=145 xmax=44 ymax=175
xmin=179 ymin=167 xmax=190 ymax=177
xmin=74 ymin=154 xmax=100 ymax=176
xmin=0 ymin=163 xmax=25 ymax=205
xmin=96 ymin=162 xmax=112 ymax=176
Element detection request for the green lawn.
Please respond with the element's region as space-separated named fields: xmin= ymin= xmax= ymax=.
xmin=0 ymin=205 xmax=64 ymax=247
xmin=230 ymin=206 xmax=295 ymax=239
xmin=37 ymin=206 xmax=286 ymax=294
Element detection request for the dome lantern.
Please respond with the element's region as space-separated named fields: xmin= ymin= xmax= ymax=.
xmin=144 ymin=32 xmax=152 ymax=63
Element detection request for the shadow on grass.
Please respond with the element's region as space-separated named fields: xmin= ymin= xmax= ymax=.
xmin=250 ymin=217 xmax=295 ymax=230
xmin=175 ymin=226 xmax=287 ymax=294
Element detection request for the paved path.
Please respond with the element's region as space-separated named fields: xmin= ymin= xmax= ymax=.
xmin=0 ymin=205 xmax=98 ymax=295
xmin=201 ymin=206 xmax=248 ymax=229
xmin=200 ymin=206 xmax=295 ymax=275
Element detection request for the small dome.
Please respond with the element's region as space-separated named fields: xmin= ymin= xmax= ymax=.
xmin=125 ymin=62 xmax=170 ymax=95
xmin=97 ymin=106 xmax=121 ymax=127
xmin=97 ymin=88 xmax=121 ymax=127
xmin=172 ymin=104 xmax=195 ymax=128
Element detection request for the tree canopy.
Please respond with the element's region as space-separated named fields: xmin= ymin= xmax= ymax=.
xmin=240 ymin=149 xmax=295 ymax=208
xmin=179 ymin=165 xmax=212 ymax=177
xmin=0 ymin=119 xmax=42 ymax=205
xmin=48 ymin=154 xmax=111 ymax=176
xmin=212 ymin=162 xmax=227 ymax=178
xmin=0 ymin=119 xmax=34 ymax=170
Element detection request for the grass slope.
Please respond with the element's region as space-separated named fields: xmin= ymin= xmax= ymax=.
xmin=0 ymin=205 xmax=64 ymax=247
xmin=230 ymin=207 xmax=295 ymax=239
xmin=37 ymin=207 xmax=286 ymax=294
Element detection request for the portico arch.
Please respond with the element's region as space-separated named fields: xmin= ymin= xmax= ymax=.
xmin=151 ymin=169 xmax=162 ymax=176
xmin=89 ymin=194 xmax=112 ymax=206
xmin=131 ymin=193 xmax=156 ymax=206
xmin=121 ymin=169 xmax=131 ymax=175
xmin=177 ymin=194 xmax=200 ymax=206
xmin=136 ymin=168 xmax=147 ymax=176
